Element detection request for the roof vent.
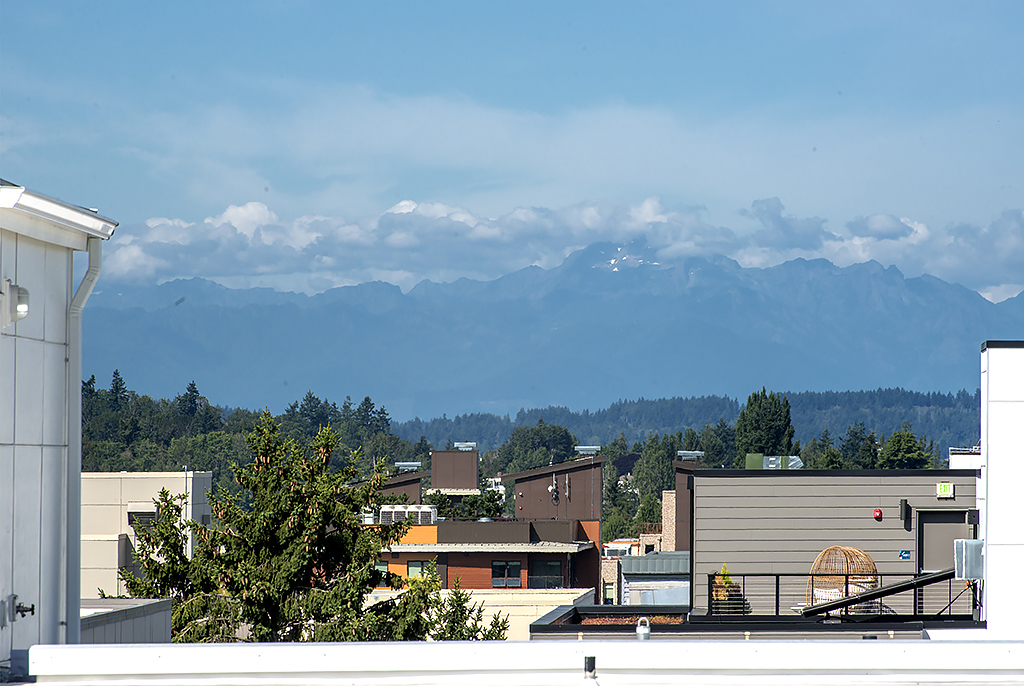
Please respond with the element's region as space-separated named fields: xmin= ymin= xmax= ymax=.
xmin=454 ymin=442 xmax=477 ymax=451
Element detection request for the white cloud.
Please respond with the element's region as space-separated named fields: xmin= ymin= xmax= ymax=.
xmin=101 ymin=197 xmax=1024 ymax=300
xmin=206 ymin=202 xmax=279 ymax=239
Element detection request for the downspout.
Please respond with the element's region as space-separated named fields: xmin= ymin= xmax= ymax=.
xmin=63 ymin=236 xmax=102 ymax=644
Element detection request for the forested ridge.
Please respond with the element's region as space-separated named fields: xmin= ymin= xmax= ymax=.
xmin=85 ymin=371 xmax=979 ymax=484
xmin=393 ymin=389 xmax=980 ymax=454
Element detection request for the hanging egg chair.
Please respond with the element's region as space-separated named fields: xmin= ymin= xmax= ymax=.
xmin=806 ymin=546 xmax=879 ymax=614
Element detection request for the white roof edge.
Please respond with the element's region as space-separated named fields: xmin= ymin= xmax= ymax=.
xmin=390 ymin=541 xmax=594 ymax=553
xmin=0 ymin=180 xmax=117 ymax=238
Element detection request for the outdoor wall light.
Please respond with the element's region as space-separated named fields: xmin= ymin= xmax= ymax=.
xmin=873 ymin=508 xmax=883 ymax=521
xmin=1 ymin=279 xmax=30 ymax=328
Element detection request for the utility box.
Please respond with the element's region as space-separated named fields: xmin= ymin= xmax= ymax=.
xmin=954 ymin=539 xmax=983 ymax=580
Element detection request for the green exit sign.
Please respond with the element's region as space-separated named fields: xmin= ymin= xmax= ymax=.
xmin=936 ymin=482 xmax=955 ymax=499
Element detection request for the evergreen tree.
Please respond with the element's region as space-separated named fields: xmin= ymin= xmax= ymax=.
xmin=109 ymin=369 xmax=129 ymax=412
xmin=877 ymin=423 xmax=929 ymax=469
xmin=635 ymin=493 xmax=662 ymax=525
xmin=734 ymin=389 xmax=794 ymax=467
xmin=111 ymin=489 xmax=239 ymax=642
xmin=428 ymin=577 xmax=508 ymax=640
xmin=681 ymin=427 xmax=700 ymax=451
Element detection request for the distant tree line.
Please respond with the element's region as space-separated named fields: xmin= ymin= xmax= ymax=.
xmin=393 ymin=388 xmax=980 ymax=455
xmin=82 ymin=371 xmax=430 ymax=494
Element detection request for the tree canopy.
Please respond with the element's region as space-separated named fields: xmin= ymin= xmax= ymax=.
xmin=116 ymin=412 xmax=506 ymax=642
xmin=734 ymin=388 xmax=795 ymax=466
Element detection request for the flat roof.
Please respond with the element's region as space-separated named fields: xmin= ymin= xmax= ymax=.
xmin=621 ymin=551 xmax=691 ymax=575
xmin=503 ymin=455 xmax=605 ymax=482
xmin=674 ymin=464 xmax=981 ymax=478
xmin=388 ymin=541 xmax=595 ymax=554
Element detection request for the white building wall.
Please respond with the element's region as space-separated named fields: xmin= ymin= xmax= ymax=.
xmin=1 ymin=183 xmax=115 ymax=679
xmin=0 ymin=229 xmax=74 ymax=675
xmin=81 ymin=471 xmax=213 ymax=598
xmin=979 ymin=341 xmax=1024 ymax=638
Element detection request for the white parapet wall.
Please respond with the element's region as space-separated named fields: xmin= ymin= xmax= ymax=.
xmin=980 ymin=341 xmax=1024 ymax=639
xmin=28 ymin=639 xmax=1024 ymax=685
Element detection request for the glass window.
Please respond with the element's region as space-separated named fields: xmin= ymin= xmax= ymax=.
xmin=408 ymin=560 xmax=425 ymax=578
xmin=375 ymin=560 xmax=390 ymax=574
xmin=491 ymin=560 xmax=522 ymax=587
xmin=529 ymin=560 xmax=563 ymax=589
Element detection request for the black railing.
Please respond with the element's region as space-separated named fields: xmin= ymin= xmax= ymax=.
xmin=705 ymin=572 xmax=977 ymax=619
xmin=528 ymin=575 xmax=564 ymax=589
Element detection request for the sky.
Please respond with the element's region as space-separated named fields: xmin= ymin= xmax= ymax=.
xmin=2 ymin=1 xmax=1023 ymax=301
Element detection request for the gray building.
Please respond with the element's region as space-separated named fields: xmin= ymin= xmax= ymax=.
xmin=672 ymin=465 xmax=978 ymax=615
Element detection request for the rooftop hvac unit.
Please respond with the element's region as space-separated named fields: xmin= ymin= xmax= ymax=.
xmin=411 ymin=505 xmax=437 ymax=525
xmin=955 ymin=539 xmax=984 ymax=580
xmin=379 ymin=505 xmax=398 ymax=525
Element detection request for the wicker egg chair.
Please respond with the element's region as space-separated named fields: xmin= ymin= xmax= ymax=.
xmin=805 ymin=546 xmax=879 ymax=613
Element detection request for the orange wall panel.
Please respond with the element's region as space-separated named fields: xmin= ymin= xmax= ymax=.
xmin=399 ymin=525 xmax=438 ymax=544
xmin=578 ymin=520 xmax=600 ymax=543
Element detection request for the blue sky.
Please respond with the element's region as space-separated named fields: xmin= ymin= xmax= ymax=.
xmin=2 ymin=1 xmax=1022 ymax=299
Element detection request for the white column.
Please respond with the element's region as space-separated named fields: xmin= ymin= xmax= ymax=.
xmin=980 ymin=341 xmax=1024 ymax=638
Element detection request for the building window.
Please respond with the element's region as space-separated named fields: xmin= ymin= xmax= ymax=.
xmin=491 ymin=560 xmax=522 ymax=587
xmin=529 ymin=560 xmax=563 ymax=589
xmin=603 ymin=581 xmax=615 ymax=605
xmin=375 ymin=561 xmax=390 ymax=575
xmin=408 ymin=560 xmax=427 ymax=578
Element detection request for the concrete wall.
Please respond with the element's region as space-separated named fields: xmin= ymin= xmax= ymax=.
xmin=0 ymin=228 xmax=74 ymax=675
xmin=80 ymin=598 xmax=171 ymax=645
xmin=689 ymin=471 xmax=978 ymax=614
xmin=81 ymin=471 xmax=212 ymax=598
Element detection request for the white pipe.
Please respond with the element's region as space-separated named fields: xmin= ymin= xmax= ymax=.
xmin=63 ymin=236 xmax=102 ymax=644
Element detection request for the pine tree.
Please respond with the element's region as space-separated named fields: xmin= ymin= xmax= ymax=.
xmin=428 ymin=577 xmax=508 ymax=640
xmin=734 ymin=389 xmax=794 ymax=467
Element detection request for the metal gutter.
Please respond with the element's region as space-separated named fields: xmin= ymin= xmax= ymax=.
xmin=63 ymin=236 xmax=103 ymax=644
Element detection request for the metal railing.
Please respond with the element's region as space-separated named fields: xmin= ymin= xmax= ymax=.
xmin=528 ymin=575 xmax=565 ymax=589
xmin=704 ymin=572 xmax=978 ymax=619
xmin=640 ymin=522 xmax=663 ymax=535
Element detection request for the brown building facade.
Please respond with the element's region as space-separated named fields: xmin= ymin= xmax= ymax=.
xmin=431 ymin=450 xmax=480 ymax=490
xmin=379 ymin=519 xmax=601 ymax=601
xmin=504 ymin=456 xmax=604 ymax=522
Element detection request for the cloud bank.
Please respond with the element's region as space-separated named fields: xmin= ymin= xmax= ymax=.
xmin=104 ymin=197 xmax=1024 ymax=302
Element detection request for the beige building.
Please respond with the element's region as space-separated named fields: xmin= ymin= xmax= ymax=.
xmin=81 ymin=471 xmax=212 ymax=598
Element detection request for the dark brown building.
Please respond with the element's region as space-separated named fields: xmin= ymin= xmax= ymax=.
xmin=430 ymin=449 xmax=480 ymax=492
xmin=504 ymin=456 xmax=605 ymax=522
xmin=380 ymin=471 xmax=424 ymax=504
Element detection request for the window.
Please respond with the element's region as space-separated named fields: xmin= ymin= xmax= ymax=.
xmin=407 ymin=560 xmax=427 ymax=578
xmin=375 ymin=561 xmax=390 ymax=574
xmin=529 ymin=560 xmax=562 ymax=589
xmin=603 ymin=581 xmax=615 ymax=605
xmin=491 ymin=560 xmax=522 ymax=587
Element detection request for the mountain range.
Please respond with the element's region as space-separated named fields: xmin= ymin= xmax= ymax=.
xmin=84 ymin=240 xmax=1024 ymax=421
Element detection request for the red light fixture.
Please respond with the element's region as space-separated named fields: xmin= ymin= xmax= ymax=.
xmin=873 ymin=508 xmax=883 ymax=521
